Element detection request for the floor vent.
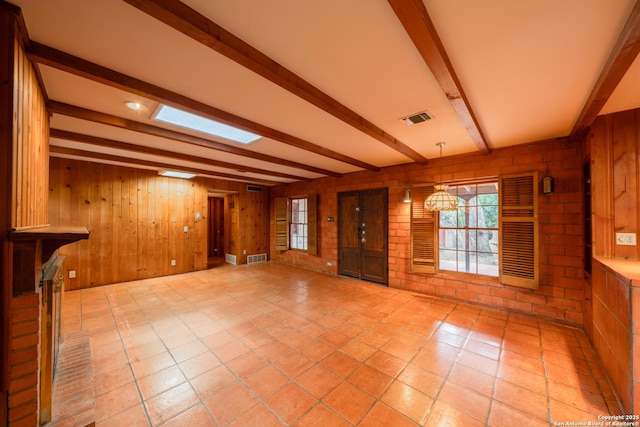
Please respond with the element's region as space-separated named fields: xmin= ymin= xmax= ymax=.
xmin=247 ymin=253 xmax=267 ymax=264
xmin=225 ymin=253 xmax=237 ymax=265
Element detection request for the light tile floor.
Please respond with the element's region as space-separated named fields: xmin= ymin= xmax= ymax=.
xmin=51 ymin=262 xmax=621 ymax=426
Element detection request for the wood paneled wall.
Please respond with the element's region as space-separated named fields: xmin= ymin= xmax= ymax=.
xmin=590 ymin=109 xmax=640 ymax=260
xmin=10 ymin=24 xmax=49 ymax=228
xmin=49 ymin=158 xmax=209 ymax=289
xmin=49 ymin=158 xmax=271 ymax=289
xmin=227 ymin=190 xmax=270 ymax=265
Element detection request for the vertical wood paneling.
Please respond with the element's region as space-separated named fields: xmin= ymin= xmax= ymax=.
xmin=11 ymin=37 xmax=48 ymax=229
xmin=591 ymin=111 xmax=640 ymax=260
xmin=136 ymin=173 xmax=149 ymax=279
xmin=48 ymin=159 xmax=216 ymax=289
xmin=193 ymin=182 xmax=207 ymax=269
xmin=613 ymin=110 xmax=638 ymax=259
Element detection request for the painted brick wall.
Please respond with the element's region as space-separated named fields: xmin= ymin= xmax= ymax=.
xmin=271 ymin=138 xmax=587 ymax=326
xmin=8 ymin=293 xmax=40 ymax=426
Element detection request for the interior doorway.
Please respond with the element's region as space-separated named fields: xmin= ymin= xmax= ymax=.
xmin=338 ymin=188 xmax=388 ymax=284
xmin=208 ymin=197 xmax=225 ymax=267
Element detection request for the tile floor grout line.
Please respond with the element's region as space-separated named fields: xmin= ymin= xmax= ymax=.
xmin=107 ymin=284 xmax=155 ymax=427
xmin=484 ymin=310 xmax=508 ymax=427
xmin=538 ymin=317 xmax=555 ymax=426
xmin=415 ymin=301 xmax=476 ymax=425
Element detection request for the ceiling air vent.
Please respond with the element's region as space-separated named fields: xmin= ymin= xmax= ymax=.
xmin=401 ymin=111 xmax=433 ymax=126
xmin=247 ymin=185 xmax=263 ymax=193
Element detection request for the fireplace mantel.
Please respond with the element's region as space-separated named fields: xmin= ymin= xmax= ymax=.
xmin=8 ymin=225 xmax=89 ymax=295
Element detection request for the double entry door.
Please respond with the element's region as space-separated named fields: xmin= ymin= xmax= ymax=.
xmin=338 ymin=188 xmax=388 ymax=284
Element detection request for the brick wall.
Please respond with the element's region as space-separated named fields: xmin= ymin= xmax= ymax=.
xmin=271 ymin=138 xmax=587 ymax=326
xmin=8 ymin=293 xmax=40 ymax=426
xmin=591 ymin=260 xmax=632 ymax=412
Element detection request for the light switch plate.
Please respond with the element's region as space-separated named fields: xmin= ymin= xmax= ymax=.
xmin=616 ymin=233 xmax=637 ymax=245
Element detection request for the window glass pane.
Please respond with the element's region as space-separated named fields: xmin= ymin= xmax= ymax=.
xmin=439 ymin=229 xmax=457 ymax=250
xmin=467 ymin=204 xmax=477 ymax=228
xmin=478 ymin=252 xmax=498 ymax=276
xmin=440 ymin=249 xmax=456 ymax=271
xmin=456 ymin=229 xmax=477 ymax=251
xmin=440 ymin=209 xmax=457 ymax=228
xmin=457 ymin=251 xmax=477 ymax=274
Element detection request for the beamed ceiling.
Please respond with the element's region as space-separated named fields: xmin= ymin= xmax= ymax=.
xmin=7 ymin=0 xmax=640 ymax=187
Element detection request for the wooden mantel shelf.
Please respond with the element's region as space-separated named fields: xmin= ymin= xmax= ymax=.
xmin=8 ymin=225 xmax=90 ymax=242
xmin=9 ymin=226 xmax=89 ymax=295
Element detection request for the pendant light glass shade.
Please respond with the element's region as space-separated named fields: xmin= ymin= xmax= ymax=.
xmin=424 ymin=184 xmax=458 ymax=211
xmin=425 ymin=142 xmax=458 ymax=211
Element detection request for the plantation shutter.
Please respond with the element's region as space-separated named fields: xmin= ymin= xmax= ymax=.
xmin=411 ymin=184 xmax=437 ymax=273
xmin=307 ymin=194 xmax=318 ymax=256
xmin=275 ymin=197 xmax=288 ymax=250
xmin=499 ymin=172 xmax=539 ymax=289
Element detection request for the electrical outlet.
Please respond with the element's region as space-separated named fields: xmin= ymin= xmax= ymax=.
xmin=183 ymin=226 xmax=189 ymax=233
xmin=243 ymin=250 xmax=247 ymax=255
xmin=616 ymin=233 xmax=637 ymax=246
xmin=171 ymin=260 xmax=176 ymax=266
xmin=68 ymin=270 xmax=76 ymax=278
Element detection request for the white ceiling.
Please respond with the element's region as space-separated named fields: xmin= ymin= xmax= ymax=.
xmin=8 ymin=0 xmax=640 ymax=186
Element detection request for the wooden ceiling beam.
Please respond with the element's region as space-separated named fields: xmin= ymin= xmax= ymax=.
xmin=388 ymin=0 xmax=490 ymax=154
xmin=50 ymin=129 xmax=309 ymax=182
xmin=49 ymin=145 xmax=280 ymax=185
xmin=121 ymin=0 xmax=428 ymax=163
xmin=47 ymin=101 xmax=341 ymax=178
xmin=27 ymin=42 xmax=378 ymax=172
xmin=571 ymin=0 xmax=640 ymax=137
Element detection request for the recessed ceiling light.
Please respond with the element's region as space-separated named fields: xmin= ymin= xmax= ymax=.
xmin=153 ymin=104 xmax=261 ymax=144
xmin=158 ymin=170 xmax=196 ymax=179
xmin=125 ymin=101 xmax=148 ymax=111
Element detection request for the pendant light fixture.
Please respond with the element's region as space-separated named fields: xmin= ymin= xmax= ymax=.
xmin=424 ymin=142 xmax=459 ymax=211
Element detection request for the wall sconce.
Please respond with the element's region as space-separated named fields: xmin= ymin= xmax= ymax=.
xmin=403 ymin=189 xmax=411 ymax=203
xmin=542 ymin=176 xmax=554 ymax=195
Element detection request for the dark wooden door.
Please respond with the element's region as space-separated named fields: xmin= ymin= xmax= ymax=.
xmin=208 ymin=197 xmax=224 ymax=258
xmin=338 ymin=188 xmax=388 ymax=284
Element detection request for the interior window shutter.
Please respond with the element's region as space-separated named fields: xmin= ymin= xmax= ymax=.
xmin=411 ymin=184 xmax=436 ymax=273
xmin=499 ymin=172 xmax=539 ymax=289
xmin=275 ymin=197 xmax=288 ymax=251
xmin=307 ymin=194 xmax=318 ymax=256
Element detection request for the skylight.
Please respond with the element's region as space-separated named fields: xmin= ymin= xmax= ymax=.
xmin=154 ymin=105 xmax=261 ymax=144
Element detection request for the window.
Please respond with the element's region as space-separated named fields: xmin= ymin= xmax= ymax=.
xmin=153 ymin=105 xmax=261 ymax=144
xmin=274 ymin=195 xmax=317 ymax=255
xmin=438 ymin=182 xmax=499 ymax=276
xmin=410 ymin=173 xmax=538 ymax=289
xmin=290 ymin=198 xmax=308 ymax=250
